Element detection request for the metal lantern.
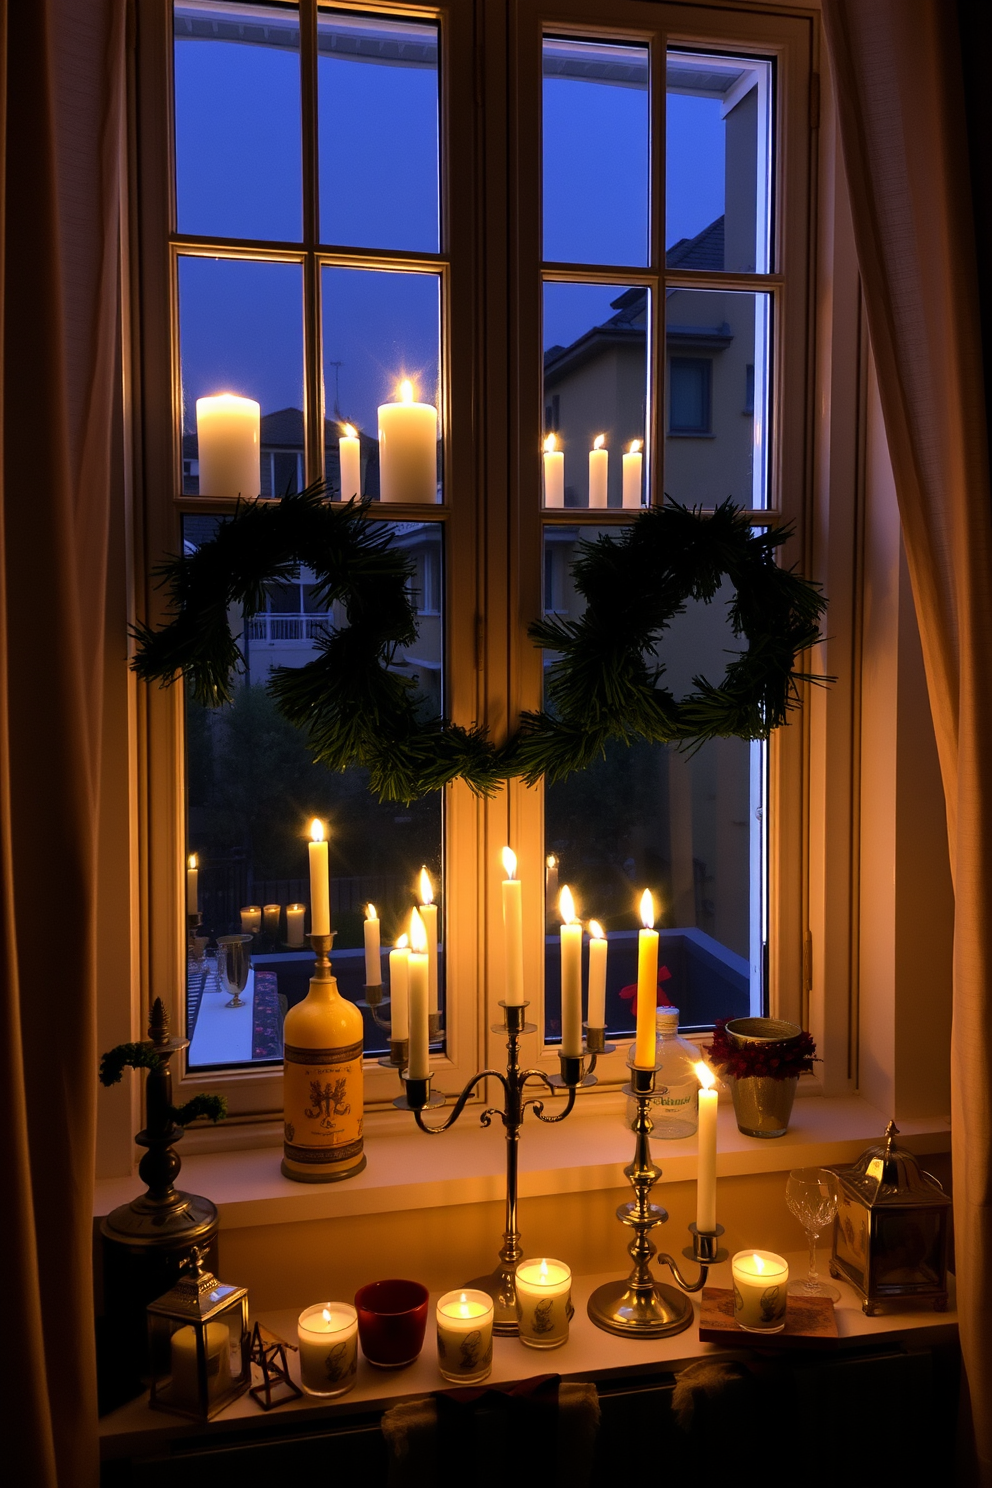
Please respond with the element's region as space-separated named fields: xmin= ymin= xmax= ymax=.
xmin=147 ymin=1247 xmax=250 ymax=1420
xmin=829 ymin=1121 xmax=951 ymax=1316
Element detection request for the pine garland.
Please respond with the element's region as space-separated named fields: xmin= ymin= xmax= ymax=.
xmin=99 ymin=1042 xmax=228 ymax=1124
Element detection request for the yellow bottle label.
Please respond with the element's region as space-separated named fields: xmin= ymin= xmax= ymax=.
xmin=283 ymin=1038 xmax=364 ymax=1167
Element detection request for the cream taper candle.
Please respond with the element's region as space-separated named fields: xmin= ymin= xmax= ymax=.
xmin=363 ymin=903 xmax=382 ymax=986
xmin=407 ymin=908 xmax=430 ymax=1079
xmin=418 ymin=866 xmax=439 ymax=1012
xmin=186 ymin=854 xmax=199 ymax=915
xmin=622 ymin=440 xmax=643 ymax=508
xmin=543 ymin=433 xmax=564 ymax=507
xmin=587 ymin=919 xmax=607 ymax=1029
xmin=308 ymin=819 xmax=330 ymax=937
xmin=588 ymin=434 xmax=608 ymax=507
xmin=389 ymin=934 xmax=410 ymax=1041
xmin=634 ymin=890 xmax=659 ymax=1068
xmin=501 ymin=846 xmax=524 ymax=1006
xmin=559 ymin=886 xmax=583 ymax=1057
xmin=693 ymin=1061 xmax=718 ymax=1233
xmin=339 ymin=423 xmax=361 ymax=500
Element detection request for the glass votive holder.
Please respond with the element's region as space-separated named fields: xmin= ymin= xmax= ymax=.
xmin=514 ymin=1258 xmax=571 ymax=1348
xmin=731 ymin=1250 xmax=790 ymax=1333
xmin=436 ymin=1289 xmax=495 ymax=1384
xmin=297 ymin=1303 xmax=359 ymax=1396
xmin=354 ymin=1279 xmax=430 ymax=1368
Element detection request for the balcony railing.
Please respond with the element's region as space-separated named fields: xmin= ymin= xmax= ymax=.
xmin=246 ymin=613 xmax=333 ymax=643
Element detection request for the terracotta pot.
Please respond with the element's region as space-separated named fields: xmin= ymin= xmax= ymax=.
xmin=723 ymin=1017 xmax=803 ymax=1138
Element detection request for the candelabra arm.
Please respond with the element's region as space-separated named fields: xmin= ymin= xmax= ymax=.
xmin=654 ymin=1253 xmax=708 ymax=1293
xmin=656 ymin=1223 xmax=728 ymax=1292
xmin=519 ymin=1069 xmax=578 ymax=1124
xmin=411 ymin=1068 xmax=506 ymax=1134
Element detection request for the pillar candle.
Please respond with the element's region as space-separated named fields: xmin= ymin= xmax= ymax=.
xmin=309 ymin=819 xmax=330 ymax=937
xmin=407 ymin=908 xmax=430 ymax=1079
xmin=634 ymin=889 xmax=659 ymax=1068
xmin=169 ymin=1322 xmax=231 ymax=1411
xmin=389 ymin=935 xmax=410 ymax=1041
xmin=730 ymin=1251 xmax=789 ymax=1332
xmin=559 ymin=885 xmax=583 ymax=1057
xmin=263 ymin=903 xmax=281 ymax=938
xmin=588 ymin=434 xmax=608 ymax=507
xmin=436 ymin=1289 xmax=494 ymax=1384
xmin=418 ymin=867 xmax=439 ymax=1012
xmin=195 ymin=394 xmax=260 ymax=500
xmin=286 ymin=903 xmax=306 ymax=948
xmin=186 ymin=854 xmax=199 ymax=915
xmin=339 ymin=423 xmax=361 ymax=500
xmin=543 ymin=434 xmax=564 ymax=507
xmin=297 ymin=1303 xmax=358 ymax=1396
xmin=622 ymin=440 xmax=643 ymax=509
xmin=364 ymin=903 xmax=382 ymax=986
xmin=514 ymin=1259 xmax=571 ymax=1348
xmin=240 ymin=904 xmax=262 ymax=934
xmin=378 ymin=379 xmax=437 ymax=503
xmin=693 ymin=1061 xmax=719 ymax=1233
xmin=587 ymin=920 xmax=607 ymax=1029
xmin=501 ymin=846 xmax=524 ymax=1006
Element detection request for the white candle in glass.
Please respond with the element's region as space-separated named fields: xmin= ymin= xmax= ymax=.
xmin=407 ymin=907 xmax=430 ymax=1079
xmin=501 ymin=846 xmax=524 ymax=1006
xmin=634 ymin=890 xmax=659 ymax=1068
xmin=308 ymin=819 xmax=330 ymax=937
xmin=731 ymin=1251 xmax=789 ymax=1332
xmin=169 ymin=1322 xmax=231 ymax=1411
xmin=418 ymin=867 xmax=439 ymax=1013
xmin=588 ymin=434 xmax=608 ymax=507
xmin=693 ymin=1061 xmax=719 ymax=1233
xmin=195 ymin=394 xmax=260 ymax=500
xmin=587 ymin=919 xmax=608 ymax=1030
xmin=286 ymin=903 xmax=306 ymax=948
xmin=339 ymin=423 xmax=361 ymax=500
xmin=363 ymin=903 xmax=382 ymax=986
xmin=186 ymin=854 xmax=199 ymax=915
xmin=436 ymin=1289 xmax=494 ymax=1383
xmin=622 ymin=439 xmax=643 ymax=508
xmin=389 ymin=934 xmax=410 ymax=1041
xmin=559 ymin=885 xmax=583 ymax=1057
xmin=378 ymin=379 xmax=437 ymax=503
xmin=297 ymin=1303 xmax=358 ymax=1396
xmin=263 ymin=903 xmax=281 ymax=938
xmin=514 ymin=1258 xmax=572 ymax=1348
xmin=543 ymin=433 xmax=564 ymax=507
xmin=240 ymin=905 xmax=262 ymax=934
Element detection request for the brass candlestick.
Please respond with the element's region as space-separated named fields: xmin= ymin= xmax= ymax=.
xmin=395 ymin=1003 xmax=610 ymax=1335
xmin=364 ymin=980 xmax=437 ymax=1071
xmin=587 ymin=1052 xmax=727 ymax=1338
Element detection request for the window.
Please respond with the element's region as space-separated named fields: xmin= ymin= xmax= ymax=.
xmin=134 ymin=0 xmax=816 ymax=1117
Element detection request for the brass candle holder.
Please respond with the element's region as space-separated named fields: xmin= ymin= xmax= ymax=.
xmin=587 ymin=1052 xmax=727 ymax=1338
xmin=364 ymin=980 xmax=439 ymax=1071
xmin=395 ymin=1002 xmax=611 ymax=1335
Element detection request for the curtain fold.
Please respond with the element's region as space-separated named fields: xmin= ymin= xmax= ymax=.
xmin=0 ymin=3 xmax=124 ymax=1486
xmin=822 ymin=3 xmax=992 ymax=1480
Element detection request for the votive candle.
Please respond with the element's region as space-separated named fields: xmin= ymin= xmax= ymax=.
xmin=436 ymin=1289 xmax=494 ymax=1383
xmin=240 ymin=905 xmax=262 ymax=935
xmin=515 ymin=1258 xmax=571 ymax=1348
xmin=262 ymin=903 xmax=281 ymax=938
xmin=731 ymin=1251 xmax=789 ymax=1333
xmin=297 ymin=1303 xmax=358 ymax=1396
xmin=286 ymin=903 xmax=306 ymax=948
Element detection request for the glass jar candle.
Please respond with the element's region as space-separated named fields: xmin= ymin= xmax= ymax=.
xmin=297 ymin=1303 xmax=359 ymax=1396
xmin=731 ymin=1250 xmax=789 ymax=1332
xmin=514 ymin=1259 xmax=571 ymax=1348
xmin=436 ymin=1289 xmax=495 ymax=1383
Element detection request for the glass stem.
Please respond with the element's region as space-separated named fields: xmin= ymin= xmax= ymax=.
xmin=806 ymin=1228 xmax=819 ymax=1290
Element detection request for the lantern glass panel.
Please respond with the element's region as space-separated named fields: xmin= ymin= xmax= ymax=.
xmin=148 ymin=1287 xmax=249 ymax=1421
xmin=872 ymin=1210 xmax=946 ymax=1291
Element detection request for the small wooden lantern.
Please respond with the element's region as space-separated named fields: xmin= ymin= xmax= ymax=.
xmin=829 ymin=1121 xmax=951 ymax=1316
xmin=147 ymin=1247 xmax=250 ymax=1420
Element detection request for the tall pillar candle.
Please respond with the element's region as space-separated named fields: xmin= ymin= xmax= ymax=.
xmin=363 ymin=904 xmax=382 ymax=986
xmin=407 ymin=908 xmax=430 ymax=1079
xmin=693 ymin=1061 xmax=719 ymax=1233
xmin=186 ymin=854 xmax=199 ymax=915
xmin=378 ymin=379 xmax=437 ymax=503
xmin=418 ymin=867 xmax=439 ymax=1012
xmin=195 ymin=394 xmax=260 ymax=500
xmin=588 ymin=435 xmax=608 ymax=508
xmin=559 ymin=886 xmax=583 ymax=1057
xmin=587 ymin=920 xmax=608 ymax=1029
xmin=308 ymin=819 xmax=330 ymax=937
xmin=339 ymin=423 xmax=361 ymax=500
xmin=389 ymin=935 xmax=410 ymax=1041
xmin=501 ymin=847 xmax=524 ymax=1006
xmin=286 ymin=903 xmax=306 ymax=948
xmin=543 ymin=434 xmax=564 ymax=507
xmin=622 ymin=440 xmax=643 ymax=508
xmin=634 ymin=889 xmax=659 ymax=1068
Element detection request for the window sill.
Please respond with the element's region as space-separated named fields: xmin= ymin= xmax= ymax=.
xmin=92 ymin=1092 xmax=950 ymax=1234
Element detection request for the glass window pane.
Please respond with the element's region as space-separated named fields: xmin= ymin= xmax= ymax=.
xmin=542 ymin=282 xmax=649 ymax=508
xmin=318 ymin=11 xmax=439 ymax=252
xmin=542 ymin=527 xmax=765 ymax=1041
xmin=174 ymin=2 xmax=302 ymax=242
xmin=322 ymin=267 xmax=441 ymax=502
xmin=666 ymin=52 xmax=772 ymax=275
xmin=543 ymin=39 xmax=649 ymax=267
xmin=184 ymin=515 xmax=445 ymax=1068
xmin=179 ymin=256 xmax=304 ymax=496
xmin=665 ymin=288 xmax=771 ymax=509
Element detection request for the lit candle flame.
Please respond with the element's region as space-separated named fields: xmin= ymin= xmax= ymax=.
xmin=543 ymin=432 xmax=558 ymax=454
xmin=458 ymin=1292 xmax=471 ymax=1317
xmin=547 ymin=854 xmax=556 ymax=868
xmin=188 ymin=853 xmax=197 ymax=870
xmin=310 ymin=818 xmax=325 ymax=844
xmin=693 ymin=1060 xmax=716 ymax=1090
xmin=396 ymin=933 xmax=409 ymax=949
xmin=560 ymin=884 xmax=578 ymax=925
xmin=752 ymin=1253 xmax=765 ymax=1274
xmin=366 ymin=903 xmax=377 ymax=922
xmin=399 ymin=378 xmax=414 ymax=403
xmin=588 ymin=919 xmax=605 ymax=940
xmin=342 ymin=422 xmax=357 ymax=439
xmin=593 ymin=434 xmax=605 ymax=450
xmin=419 ymin=866 xmax=434 ymax=905
xmin=501 ymin=846 xmax=517 ymax=880
xmin=639 ymin=889 xmax=656 ymax=929
xmin=539 ymin=1259 xmax=550 ymax=1281
xmin=628 ymin=438 xmax=642 ymax=454
xmin=322 ymin=1307 xmax=332 ymax=1323
xmin=410 ymin=906 xmax=427 ymax=953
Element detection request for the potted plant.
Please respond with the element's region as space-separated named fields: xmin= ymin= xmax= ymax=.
xmin=709 ymin=1018 xmax=818 ymax=1137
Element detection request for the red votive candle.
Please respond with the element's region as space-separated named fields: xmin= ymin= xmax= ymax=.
xmin=354 ymin=1279 xmax=430 ymax=1368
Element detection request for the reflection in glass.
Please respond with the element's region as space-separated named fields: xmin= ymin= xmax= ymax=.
xmin=666 ymin=52 xmax=772 ymax=275
xmin=543 ymin=38 xmax=649 ymax=267
xmin=179 ymin=256 xmax=304 ymax=495
xmin=184 ymin=516 xmax=444 ymax=1067
xmin=322 ymin=267 xmax=441 ymax=500
xmin=542 ymin=282 xmax=650 ymax=507
xmin=318 ymin=11 xmax=439 ymax=252
xmin=664 ymin=288 xmax=770 ymax=509
xmin=174 ymin=2 xmax=302 ymax=242
xmin=542 ymin=527 xmax=765 ymax=1041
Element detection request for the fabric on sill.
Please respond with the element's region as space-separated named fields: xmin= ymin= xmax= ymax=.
xmin=380 ymin=1375 xmax=600 ymax=1488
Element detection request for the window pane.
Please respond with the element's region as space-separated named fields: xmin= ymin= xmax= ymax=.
xmin=184 ymin=515 xmax=445 ymax=1069
xmin=665 ymin=288 xmax=771 ymax=509
xmin=666 ymin=51 xmax=772 ymax=275
xmin=543 ymin=282 xmax=650 ymax=508
xmin=174 ymin=2 xmax=302 ymax=242
xmin=179 ymin=256 xmax=304 ymax=496
xmin=543 ymin=39 xmax=649 ymax=267
xmin=542 ymin=526 xmax=765 ymax=1040
xmin=318 ymin=11 xmax=439 ymax=252
xmin=322 ymin=266 xmax=441 ymax=501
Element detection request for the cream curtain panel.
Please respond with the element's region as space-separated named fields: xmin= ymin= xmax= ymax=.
xmin=0 ymin=3 xmax=124 ymax=1487
xmin=822 ymin=2 xmax=992 ymax=1480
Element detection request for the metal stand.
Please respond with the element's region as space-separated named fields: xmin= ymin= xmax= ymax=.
xmin=364 ymin=981 xmax=437 ymax=1069
xmin=396 ymin=1003 xmax=612 ymax=1335
xmin=587 ymin=1053 xmax=727 ymax=1339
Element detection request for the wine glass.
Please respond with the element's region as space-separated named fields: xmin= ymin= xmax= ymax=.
xmin=785 ymin=1167 xmax=841 ymax=1300
xmin=216 ymin=933 xmax=252 ymax=1009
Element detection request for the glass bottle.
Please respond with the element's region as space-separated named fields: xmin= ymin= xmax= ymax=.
xmin=625 ymin=1007 xmax=699 ymax=1137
